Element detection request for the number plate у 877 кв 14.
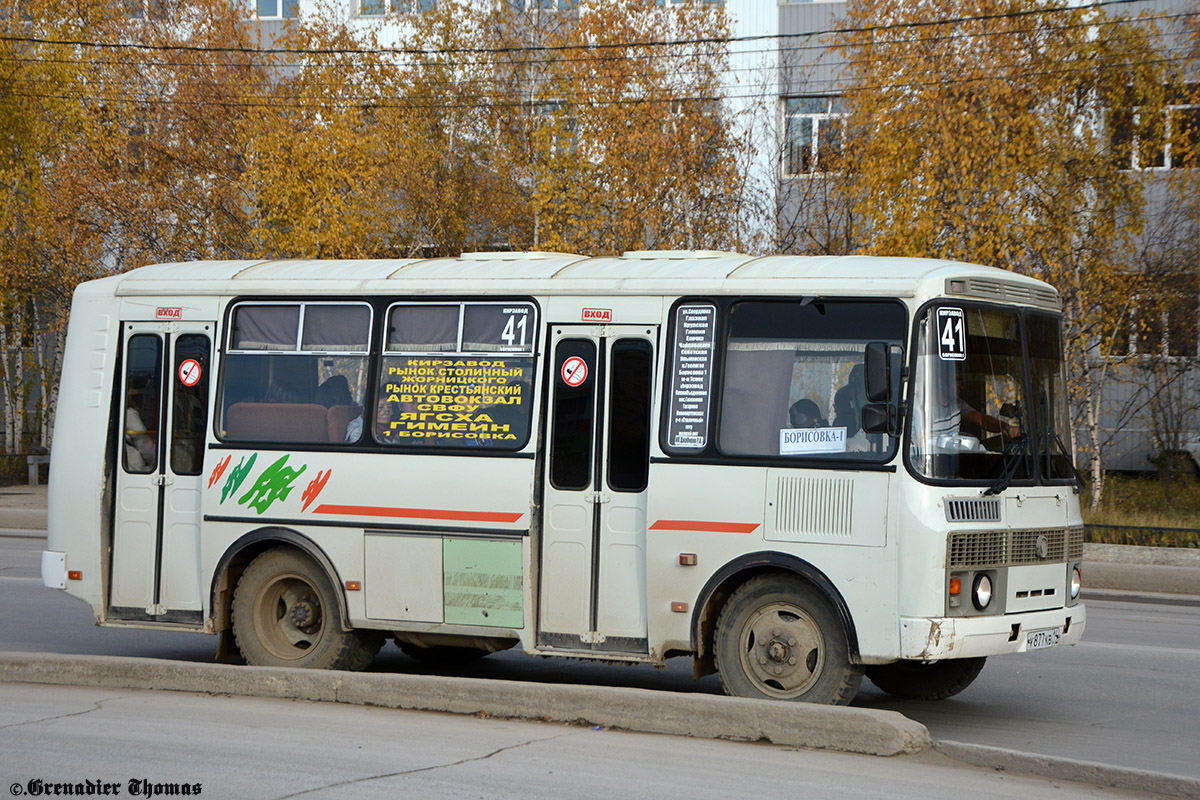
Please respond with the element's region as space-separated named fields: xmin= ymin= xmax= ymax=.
xmin=1026 ymin=627 xmax=1061 ymax=650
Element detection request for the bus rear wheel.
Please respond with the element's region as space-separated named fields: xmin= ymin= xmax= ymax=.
xmin=714 ymin=574 xmax=862 ymax=705
xmin=232 ymin=548 xmax=381 ymax=671
xmin=865 ymin=657 xmax=986 ymax=700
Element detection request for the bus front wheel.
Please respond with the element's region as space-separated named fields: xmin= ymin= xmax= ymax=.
xmin=714 ymin=574 xmax=862 ymax=705
xmin=865 ymin=657 xmax=986 ymax=700
xmin=232 ymin=548 xmax=381 ymax=671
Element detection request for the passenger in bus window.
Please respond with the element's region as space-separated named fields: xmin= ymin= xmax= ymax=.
xmin=788 ymin=398 xmax=826 ymax=429
xmin=125 ymin=388 xmax=156 ymax=471
xmin=346 ymin=398 xmax=396 ymax=443
xmin=833 ymin=364 xmax=872 ymax=452
xmin=316 ymin=375 xmax=352 ymax=408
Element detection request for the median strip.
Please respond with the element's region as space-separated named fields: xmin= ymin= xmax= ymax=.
xmin=0 ymin=651 xmax=929 ymax=757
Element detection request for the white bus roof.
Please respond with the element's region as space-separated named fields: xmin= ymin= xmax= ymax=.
xmin=99 ymin=252 xmax=1060 ymax=308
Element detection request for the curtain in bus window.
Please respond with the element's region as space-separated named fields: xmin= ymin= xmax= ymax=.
xmin=231 ymin=305 xmax=299 ymax=350
xmin=388 ymin=305 xmax=458 ymax=351
xmin=302 ymin=305 xmax=370 ymax=352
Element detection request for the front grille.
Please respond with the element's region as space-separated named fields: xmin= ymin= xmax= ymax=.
xmin=1068 ymin=526 xmax=1084 ymax=559
xmin=948 ymin=527 xmax=1076 ymax=568
xmin=1011 ymin=530 xmax=1066 ymax=564
xmin=948 ymin=530 xmax=1007 ymax=567
xmin=946 ymin=497 xmax=1002 ymax=523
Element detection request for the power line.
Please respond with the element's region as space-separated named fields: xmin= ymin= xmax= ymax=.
xmin=5 ymin=49 xmax=1192 ymax=115
xmin=1 ymin=8 xmax=1192 ymax=74
xmin=0 ymin=0 xmax=1183 ymax=60
xmin=1 ymin=0 xmax=1191 ymax=101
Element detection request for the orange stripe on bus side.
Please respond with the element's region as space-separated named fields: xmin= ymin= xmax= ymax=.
xmin=313 ymin=504 xmax=524 ymax=524
xmin=649 ymin=520 xmax=760 ymax=534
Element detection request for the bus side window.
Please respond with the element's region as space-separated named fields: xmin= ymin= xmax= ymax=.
xmin=220 ymin=303 xmax=370 ymax=444
xmin=607 ymin=339 xmax=652 ymax=492
xmin=550 ymin=340 xmax=596 ymax=490
xmin=171 ymin=334 xmax=210 ymax=476
xmin=123 ymin=334 xmax=163 ymax=474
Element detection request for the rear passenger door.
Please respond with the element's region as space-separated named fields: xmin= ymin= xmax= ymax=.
xmin=538 ymin=325 xmax=657 ymax=653
xmin=111 ymin=321 xmax=212 ymax=623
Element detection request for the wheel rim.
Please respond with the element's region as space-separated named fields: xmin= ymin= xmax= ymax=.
xmin=251 ymin=572 xmax=327 ymax=662
xmin=737 ymin=601 xmax=825 ymax=698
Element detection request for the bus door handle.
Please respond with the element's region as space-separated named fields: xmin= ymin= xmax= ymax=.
xmin=152 ymin=474 xmax=175 ymax=487
xmin=584 ymin=491 xmax=611 ymax=504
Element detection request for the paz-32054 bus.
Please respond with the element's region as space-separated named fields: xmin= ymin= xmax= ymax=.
xmin=42 ymin=251 xmax=1085 ymax=704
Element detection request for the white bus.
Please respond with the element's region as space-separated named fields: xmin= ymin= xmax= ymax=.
xmin=42 ymin=251 xmax=1085 ymax=704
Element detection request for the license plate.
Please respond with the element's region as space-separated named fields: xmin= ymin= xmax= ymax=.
xmin=1026 ymin=627 xmax=1061 ymax=650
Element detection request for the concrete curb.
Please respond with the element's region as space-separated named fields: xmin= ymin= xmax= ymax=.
xmin=935 ymin=741 xmax=1200 ymax=800
xmin=0 ymin=652 xmax=930 ymax=758
xmin=1083 ymin=587 xmax=1200 ymax=607
xmin=1084 ymin=543 xmax=1200 ymax=568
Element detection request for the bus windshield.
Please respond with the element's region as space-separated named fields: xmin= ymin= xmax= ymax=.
xmin=909 ymin=304 xmax=1032 ymax=482
xmin=1028 ymin=313 xmax=1076 ymax=482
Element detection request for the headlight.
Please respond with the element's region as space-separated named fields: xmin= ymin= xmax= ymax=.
xmin=972 ymin=573 xmax=993 ymax=610
xmin=1070 ymin=566 xmax=1082 ymax=600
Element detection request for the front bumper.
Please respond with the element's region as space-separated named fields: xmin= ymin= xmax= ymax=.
xmin=899 ymin=604 xmax=1086 ymax=660
xmin=42 ymin=550 xmax=66 ymax=589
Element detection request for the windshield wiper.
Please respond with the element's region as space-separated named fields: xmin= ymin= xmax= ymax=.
xmin=984 ymin=434 xmax=1029 ymax=496
xmin=1048 ymin=432 xmax=1086 ymax=494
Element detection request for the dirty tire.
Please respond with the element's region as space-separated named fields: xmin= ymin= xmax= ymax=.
xmin=714 ymin=574 xmax=862 ymax=705
xmin=232 ymin=548 xmax=382 ymax=671
xmin=865 ymin=657 xmax=986 ymax=700
xmin=397 ymin=642 xmax=492 ymax=665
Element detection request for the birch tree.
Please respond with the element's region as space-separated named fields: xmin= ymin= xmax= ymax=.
xmin=835 ymin=0 xmax=1170 ymax=508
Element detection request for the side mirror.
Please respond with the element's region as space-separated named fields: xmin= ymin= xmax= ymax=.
xmin=865 ymin=341 xmax=890 ymax=403
xmin=862 ymin=402 xmax=891 ymax=434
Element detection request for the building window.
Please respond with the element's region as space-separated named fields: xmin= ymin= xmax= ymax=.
xmin=507 ymin=0 xmax=576 ymax=10
xmin=784 ymin=96 xmax=844 ymax=176
xmin=391 ymin=0 xmax=436 ymax=11
xmin=256 ymin=0 xmax=298 ymax=19
xmin=1110 ymin=282 xmax=1199 ymax=359
xmin=1110 ymin=85 xmax=1199 ymax=171
xmin=126 ymin=0 xmax=168 ymax=19
xmin=532 ymin=100 xmax=578 ymax=156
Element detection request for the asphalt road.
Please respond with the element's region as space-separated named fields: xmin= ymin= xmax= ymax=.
xmin=3 ymin=530 xmax=1198 ymax=783
xmin=4 ymin=683 xmax=1169 ymax=800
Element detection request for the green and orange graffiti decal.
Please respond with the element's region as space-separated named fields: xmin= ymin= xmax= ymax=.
xmin=210 ymin=453 xmax=324 ymax=515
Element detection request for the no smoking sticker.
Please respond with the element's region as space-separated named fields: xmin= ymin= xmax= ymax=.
xmin=561 ymin=356 xmax=588 ymax=387
xmin=178 ymin=358 xmax=202 ymax=387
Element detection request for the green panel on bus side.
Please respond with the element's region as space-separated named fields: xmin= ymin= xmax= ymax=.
xmin=443 ymin=538 xmax=523 ymax=628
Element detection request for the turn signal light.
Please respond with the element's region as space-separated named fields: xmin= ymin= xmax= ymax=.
xmin=949 ymin=577 xmax=962 ymax=595
xmin=344 ymin=580 xmax=362 ymax=591
xmin=678 ymin=553 xmax=697 ymax=566
xmin=67 ymin=570 xmax=82 ymax=581
xmin=670 ymin=602 xmax=688 ymax=613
